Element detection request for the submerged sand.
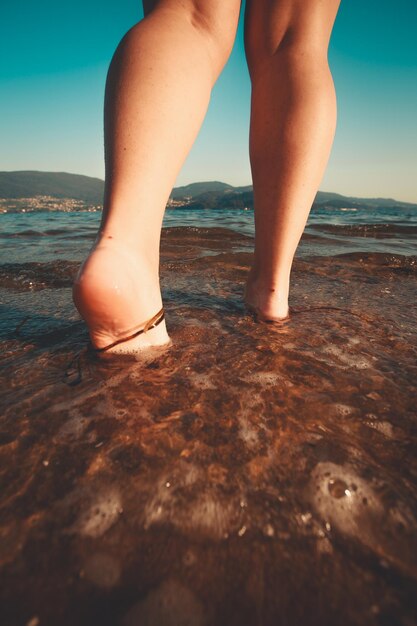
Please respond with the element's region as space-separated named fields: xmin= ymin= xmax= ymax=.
xmin=0 ymin=223 xmax=417 ymax=625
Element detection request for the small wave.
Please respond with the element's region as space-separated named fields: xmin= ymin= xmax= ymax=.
xmin=162 ymin=226 xmax=252 ymax=242
xmin=0 ymin=229 xmax=45 ymax=238
xmin=302 ymin=252 xmax=417 ymax=275
xmin=0 ymin=228 xmax=88 ymax=238
xmin=189 ymin=251 xmax=253 ymax=269
xmin=335 ymin=252 xmax=417 ymax=270
xmin=308 ymin=223 xmax=417 ymax=237
xmin=0 ymin=261 xmax=79 ymax=290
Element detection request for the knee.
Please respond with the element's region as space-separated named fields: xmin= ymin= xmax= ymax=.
xmin=148 ymin=0 xmax=240 ymax=75
xmin=192 ymin=3 xmax=239 ymax=51
xmin=189 ymin=1 xmax=242 ymax=75
xmin=245 ymin=0 xmax=340 ymax=75
xmin=245 ymin=24 xmax=327 ymax=73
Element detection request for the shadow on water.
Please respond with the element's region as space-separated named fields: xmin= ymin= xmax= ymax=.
xmin=0 ymin=226 xmax=417 ymax=626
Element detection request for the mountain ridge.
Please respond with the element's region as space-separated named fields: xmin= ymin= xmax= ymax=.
xmin=0 ymin=171 xmax=416 ymax=210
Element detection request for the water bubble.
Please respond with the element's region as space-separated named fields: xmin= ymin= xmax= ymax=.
xmin=366 ymin=420 xmax=395 ymax=438
xmin=334 ymin=404 xmax=354 ymax=417
xmin=263 ymin=524 xmax=275 ymax=537
xmin=237 ymin=525 xmax=247 ymax=537
xmin=308 ymin=462 xmax=385 ymax=543
xmin=328 ymin=479 xmax=349 ymax=499
xmin=301 ymin=512 xmax=312 ymax=524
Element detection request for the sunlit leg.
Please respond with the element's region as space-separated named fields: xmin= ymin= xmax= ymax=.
xmin=244 ymin=0 xmax=341 ymax=320
xmin=73 ymin=0 xmax=240 ymax=351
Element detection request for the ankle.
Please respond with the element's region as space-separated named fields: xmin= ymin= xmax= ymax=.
xmin=97 ymin=226 xmax=160 ymax=265
xmin=89 ymin=234 xmax=158 ymax=277
xmin=247 ymin=268 xmax=290 ymax=298
xmin=245 ymin=267 xmax=290 ymax=320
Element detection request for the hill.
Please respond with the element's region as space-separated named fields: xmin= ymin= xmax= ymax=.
xmin=170 ymin=181 xmax=233 ymax=198
xmin=0 ymin=171 xmax=104 ymax=203
xmin=0 ymin=171 xmax=416 ymax=211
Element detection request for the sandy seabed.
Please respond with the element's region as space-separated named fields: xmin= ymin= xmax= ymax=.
xmin=0 ymin=223 xmax=417 ymax=626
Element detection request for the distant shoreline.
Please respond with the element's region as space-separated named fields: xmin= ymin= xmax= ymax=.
xmin=1 ymin=171 xmax=417 ymax=213
xmin=1 ymin=195 xmax=416 ymax=215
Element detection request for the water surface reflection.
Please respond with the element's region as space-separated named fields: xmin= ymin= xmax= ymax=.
xmin=0 ymin=225 xmax=416 ymax=625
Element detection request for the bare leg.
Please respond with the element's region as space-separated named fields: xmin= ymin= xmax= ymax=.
xmin=73 ymin=0 xmax=240 ymax=351
xmin=244 ymin=0 xmax=341 ymax=320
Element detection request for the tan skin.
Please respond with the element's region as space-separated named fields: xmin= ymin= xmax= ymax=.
xmin=73 ymin=0 xmax=341 ymax=352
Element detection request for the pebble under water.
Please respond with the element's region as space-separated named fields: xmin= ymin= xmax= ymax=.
xmin=0 ymin=211 xmax=417 ymax=626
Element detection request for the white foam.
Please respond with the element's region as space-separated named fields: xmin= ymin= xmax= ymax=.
xmin=143 ymin=463 xmax=238 ymax=540
xmin=123 ymin=579 xmax=204 ymax=626
xmin=76 ymin=488 xmax=122 ymax=538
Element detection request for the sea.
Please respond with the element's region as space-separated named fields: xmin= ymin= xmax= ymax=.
xmin=0 ymin=205 xmax=416 ymax=626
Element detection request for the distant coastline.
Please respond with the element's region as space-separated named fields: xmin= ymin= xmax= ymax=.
xmin=1 ymin=171 xmax=416 ymax=214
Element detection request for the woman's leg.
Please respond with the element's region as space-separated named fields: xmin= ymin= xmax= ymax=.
xmin=73 ymin=0 xmax=241 ymax=351
xmin=244 ymin=0 xmax=341 ymax=320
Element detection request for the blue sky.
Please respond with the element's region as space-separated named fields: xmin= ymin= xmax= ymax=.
xmin=1 ymin=1 xmax=416 ymax=202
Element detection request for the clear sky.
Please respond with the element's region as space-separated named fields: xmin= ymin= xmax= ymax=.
xmin=1 ymin=1 xmax=416 ymax=202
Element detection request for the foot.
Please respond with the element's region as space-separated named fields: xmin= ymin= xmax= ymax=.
xmin=244 ymin=268 xmax=290 ymax=322
xmin=73 ymin=239 xmax=171 ymax=353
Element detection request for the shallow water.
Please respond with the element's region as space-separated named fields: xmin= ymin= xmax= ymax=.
xmin=1 ymin=208 xmax=417 ymax=626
